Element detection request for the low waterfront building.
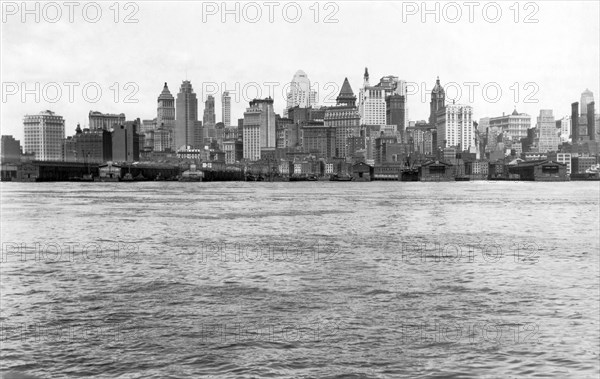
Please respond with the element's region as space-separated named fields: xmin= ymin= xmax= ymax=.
xmin=351 ymin=162 xmax=373 ymax=181
xmin=508 ymin=160 xmax=568 ymax=181
xmin=419 ymin=160 xmax=455 ymax=182
xmin=373 ymin=163 xmax=403 ymax=180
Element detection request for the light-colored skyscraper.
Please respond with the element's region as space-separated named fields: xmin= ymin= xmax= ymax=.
xmin=537 ymin=109 xmax=559 ymax=153
xmin=558 ymin=116 xmax=571 ymax=143
xmin=358 ymin=68 xmax=386 ymax=126
xmin=285 ymin=70 xmax=314 ymax=116
xmin=222 ymin=91 xmax=231 ymax=127
xmin=175 ymin=80 xmax=200 ymax=150
xmin=580 ymin=89 xmax=594 ymax=115
xmin=23 ymin=110 xmax=65 ymax=161
xmin=155 ymin=82 xmax=175 ymax=151
xmin=243 ymin=98 xmax=276 ymax=161
xmin=436 ymin=103 xmax=474 ymax=151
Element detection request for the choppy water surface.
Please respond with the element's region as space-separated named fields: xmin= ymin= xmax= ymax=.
xmin=1 ymin=181 xmax=599 ymax=378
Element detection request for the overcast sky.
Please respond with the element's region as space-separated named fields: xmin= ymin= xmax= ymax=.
xmin=1 ymin=1 xmax=599 ymax=140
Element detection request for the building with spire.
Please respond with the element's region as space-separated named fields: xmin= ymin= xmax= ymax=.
xmin=359 ymin=67 xmax=387 ymax=126
xmin=429 ymin=77 xmax=445 ymax=128
xmin=175 ymin=80 xmax=201 ymax=150
xmin=155 ymin=82 xmax=175 ymax=151
xmin=324 ymin=78 xmax=360 ymax=159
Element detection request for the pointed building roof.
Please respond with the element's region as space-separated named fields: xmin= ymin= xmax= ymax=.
xmin=158 ymin=82 xmax=174 ymax=101
xmin=512 ymin=108 xmax=519 ymax=116
xmin=339 ymin=77 xmax=355 ymax=97
xmin=432 ymin=76 xmax=444 ymax=95
xmin=336 ymin=77 xmax=357 ymax=107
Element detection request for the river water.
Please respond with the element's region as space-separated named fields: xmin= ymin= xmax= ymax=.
xmin=1 ymin=182 xmax=599 ymax=378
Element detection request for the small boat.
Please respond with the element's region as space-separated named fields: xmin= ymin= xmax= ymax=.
xmin=330 ymin=174 xmax=353 ymax=181
xmin=455 ymin=176 xmax=470 ymax=181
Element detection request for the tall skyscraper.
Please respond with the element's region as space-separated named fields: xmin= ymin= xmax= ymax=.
xmin=156 ymin=82 xmax=175 ymax=151
xmin=587 ymin=102 xmax=596 ymax=140
xmin=376 ymin=75 xmax=408 ymax=135
xmin=203 ymin=95 xmax=216 ymax=143
xmin=175 ymin=80 xmax=200 ymax=150
xmin=537 ymin=109 xmax=559 ymax=153
xmin=571 ymin=102 xmax=579 ymax=142
xmin=203 ymin=95 xmax=216 ymax=128
xmin=23 ymin=110 xmax=65 ymax=161
xmin=285 ymin=70 xmax=316 ymax=116
xmin=580 ymin=89 xmax=594 ymax=115
xmin=436 ymin=103 xmax=474 ymax=151
xmin=222 ymin=91 xmax=231 ymax=127
xmin=358 ymin=68 xmax=386 ymax=126
xmin=324 ymin=78 xmax=360 ymax=159
xmin=243 ymin=98 xmax=276 ymax=161
xmin=429 ymin=77 xmax=445 ymax=128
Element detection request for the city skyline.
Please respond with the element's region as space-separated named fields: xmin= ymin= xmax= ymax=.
xmin=2 ymin=1 xmax=599 ymax=141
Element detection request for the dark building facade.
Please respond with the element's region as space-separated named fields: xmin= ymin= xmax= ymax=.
xmin=572 ymin=156 xmax=597 ymax=173
xmin=386 ymin=93 xmax=406 ymax=135
xmin=64 ymin=125 xmax=112 ymax=163
xmin=112 ymin=121 xmax=140 ymax=162
xmin=1 ymin=135 xmax=22 ymax=163
xmin=300 ymin=122 xmax=336 ymax=159
xmin=587 ymin=102 xmax=596 ymax=140
xmin=175 ymin=80 xmax=200 ymax=149
xmin=429 ymin=77 xmax=445 ymax=127
xmin=571 ymin=102 xmax=579 ymax=142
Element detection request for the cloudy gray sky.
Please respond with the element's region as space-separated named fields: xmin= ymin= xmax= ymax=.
xmin=1 ymin=1 xmax=599 ymax=140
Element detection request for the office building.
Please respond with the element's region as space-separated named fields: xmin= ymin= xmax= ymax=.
xmin=537 ymin=109 xmax=559 ymax=153
xmin=243 ymin=98 xmax=276 ymax=161
xmin=88 ymin=111 xmax=125 ymax=131
xmin=1 ymin=135 xmax=21 ymax=163
xmin=324 ymin=78 xmax=360 ymax=159
xmin=222 ymin=91 xmax=231 ymax=127
xmin=175 ymin=80 xmax=200 ymax=150
xmin=23 ymin=110 xmax=65 ymax=161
